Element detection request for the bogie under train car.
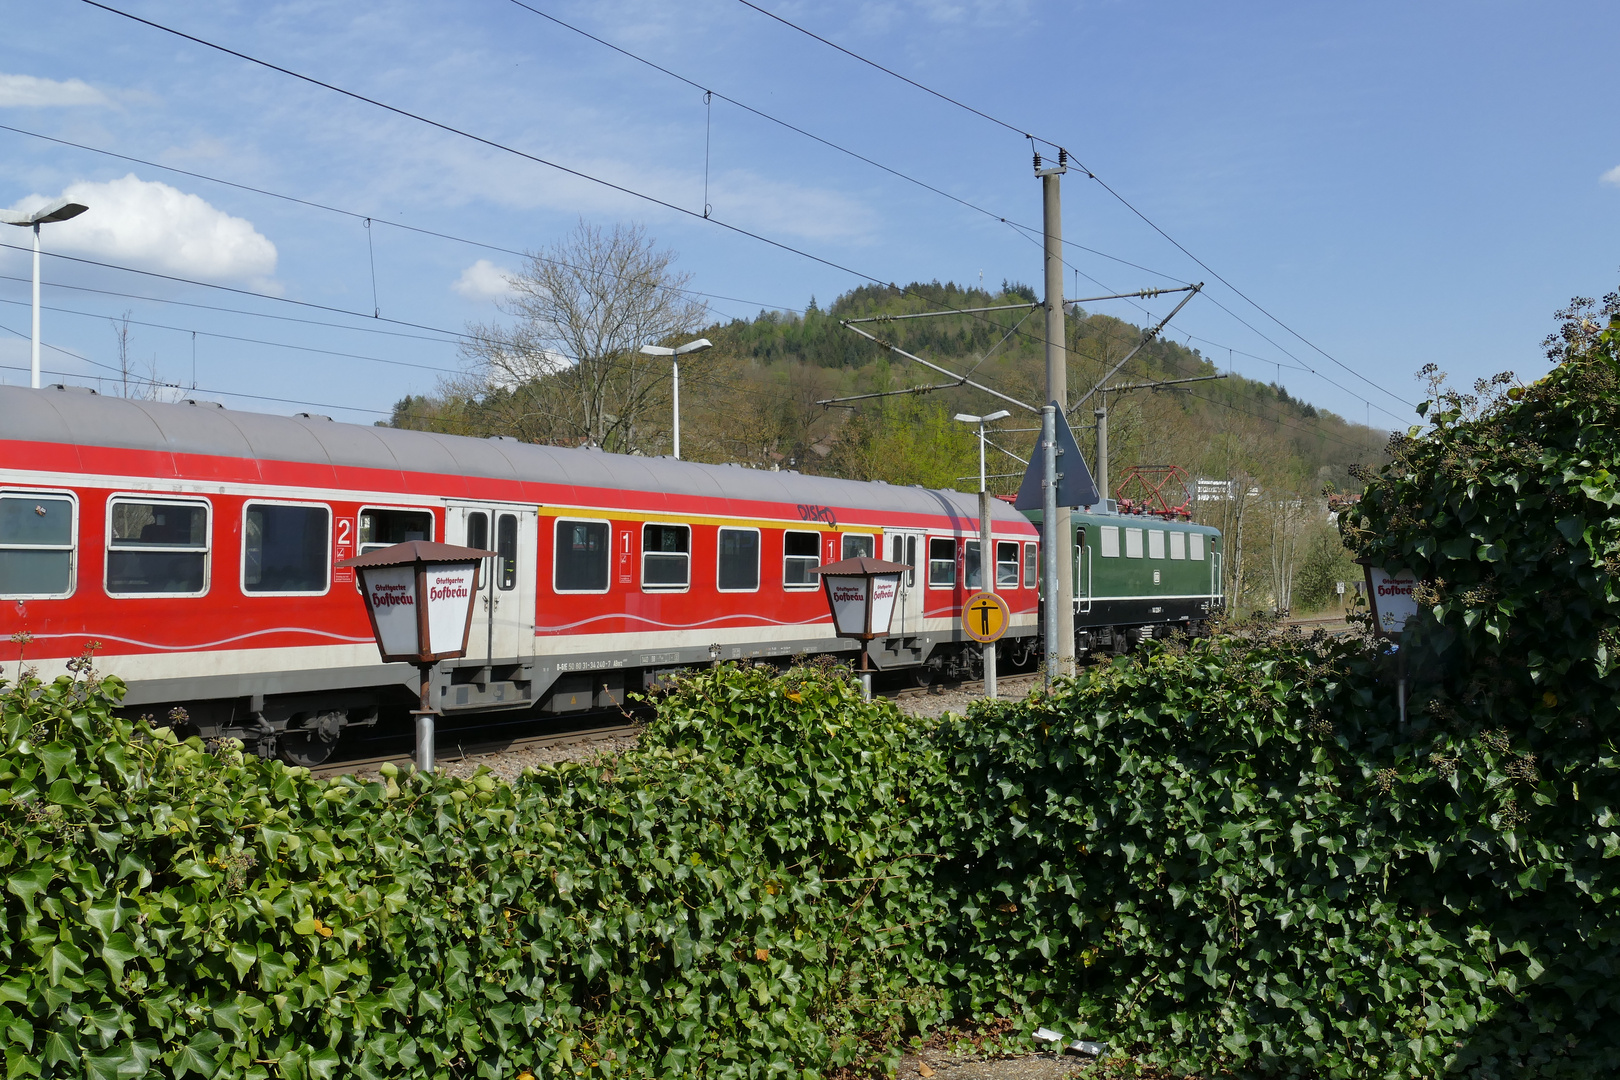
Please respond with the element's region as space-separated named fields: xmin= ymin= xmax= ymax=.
xmin=0 ymin=385 xmax=1039 ymax=763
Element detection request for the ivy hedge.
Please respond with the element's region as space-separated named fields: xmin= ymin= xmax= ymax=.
xmin=1 ymin=305 xmax=1616 ymax=1077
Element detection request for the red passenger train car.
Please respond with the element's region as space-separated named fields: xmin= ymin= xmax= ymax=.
xmin=0 ymin=384 xmax=1038 ymax=763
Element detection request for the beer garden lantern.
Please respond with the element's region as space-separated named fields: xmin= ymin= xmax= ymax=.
xmin=1358 ymin=558 xmax=1421 ymax=728
xmin=813 ymin=555 xmax=909 ymax=699
xmin=339 ymin=540 xmax=495 ymax=772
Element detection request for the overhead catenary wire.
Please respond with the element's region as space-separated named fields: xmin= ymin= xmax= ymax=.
xmin=71 ymin=0 xmax=1190 ymax=374
xmin=0 ymin=240 xmax=465 ymax=342
xmin=733 ymin=0 xmax=1414 ymax=413
xmin=35 ymin=7 xmax=1392 ymax=439
xmin=0 ymin=123 xmax=804 ymax=321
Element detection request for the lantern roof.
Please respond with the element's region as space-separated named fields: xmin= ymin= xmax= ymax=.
xmin=812 ymin=556 xmax=911 ymax=576
xmin=337 ymin=540 xmax=496 ymax=569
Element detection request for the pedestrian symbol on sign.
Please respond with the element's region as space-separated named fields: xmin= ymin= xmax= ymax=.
xmin=961 ymin=591 xmax=1009 ymax=644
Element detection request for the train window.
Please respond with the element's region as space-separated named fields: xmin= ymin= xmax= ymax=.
xmin=717 ymin=528 xmax=760 ymax=592
xmin=996 ymin=542 xmax=1020 ymax=588
xmin=359 ymin=507 xmax=432 ymax=555
xmin=243 ymin=503 xmax=330 ymax=594
xmin=964 ymin=540 xmax=982 ymax=589
xmin=0 ymin=491 xmax=75 ymax=598
xmin=1170 ymin=531 xmax=1187 ymax=560
xmin=1190 ymin=533 xmax=1206 ymax=561
xmin=783 ymin=531 xmax=819 ymax=588
xmin=905 ymin=536 xmax=917 ymax=587
xmin=497 ymin=514 xmax=518 ymax=590
xmin=642 ymin=523 xmax=690 ymax=590
xmin=107 ymin=498 xmax=208 ymax=596
xmin=841 ymin=533 xmax=874 ymax=560
xmin=927 ymin=538 xmax=956 ymax=588
xmin=1148 ymin=529 xmax=1166 ymax=560
xmin=1124 ymin=528 xmax=1145 ymax=559
xmin=1099 ymin=526 xmax=1120 ymax=558
xmin=1023 ymin=542 xmax=1037 ymax=588
xmin=466 ymin=511 xmax=489 ymax=552
xmin=554 ymin=519 xmax=608 ymax=593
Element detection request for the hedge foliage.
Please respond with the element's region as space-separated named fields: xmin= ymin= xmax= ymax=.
xmin=2 ymin=306 xmax=1616 ymax=1078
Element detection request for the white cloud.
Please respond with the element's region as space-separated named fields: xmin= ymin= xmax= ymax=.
xmin=453 ymin=258 xmax=516 ymax=301
xmin=1602 ymin=165 xmax=1620 ymax=187
xmin=5 ymin=174 xmax=277 ymax=283
xmin=0 ymin=73 xmax=109 ymax=108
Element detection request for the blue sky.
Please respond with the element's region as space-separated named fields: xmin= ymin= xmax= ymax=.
xmin=3 ymin=0 xmax=1617 ymax=431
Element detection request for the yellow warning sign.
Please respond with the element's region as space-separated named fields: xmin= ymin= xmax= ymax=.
xmin=961 ymin=591 xmax=1010 ymax=644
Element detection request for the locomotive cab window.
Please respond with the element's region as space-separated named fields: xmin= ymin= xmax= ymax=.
xmin=1170 ymin=531 xmax=1187 ymax=560
xmin=243 ymin=503 xmax=330 ymax=594
xmin=0 ymin=491 xmax=76 ymax=598
xmin=927 ymin=538 xmax=956 ymax=588
xmin=107 ymin=498 xmax=208 ymax=596
xmin=717 ymin=527 xmax=759 ymax=592
xmin=555 ymin=519 xmax=609 ymax=593
xmin=783 ymin=530 xmax=819 ymax=588
xmin=643 ymin=523 xmax=690 ymax=590
xmin=841 ymin=533 xmax=874 ymax=560
xmin=996 ymin=541 xmax=1020 ymax=588
xmin=359 ymin=507 xmax=432 ymax=555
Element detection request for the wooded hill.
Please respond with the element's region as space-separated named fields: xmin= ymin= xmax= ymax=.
xmin=392 ymin=281 xmax=1393 ymax=612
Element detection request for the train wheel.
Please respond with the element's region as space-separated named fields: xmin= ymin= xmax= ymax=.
xmin=277 ymin=710 xmax=344 ymax=768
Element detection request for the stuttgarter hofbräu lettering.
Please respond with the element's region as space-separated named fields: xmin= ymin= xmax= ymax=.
xmin=430 ymin=574 xmax=471 ymax=603
xmin=369 ymin=583 xmax=413 ymax=607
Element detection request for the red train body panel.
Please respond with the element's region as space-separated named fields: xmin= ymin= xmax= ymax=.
xmin=0 ymin=385 xmax=1036 ymax=761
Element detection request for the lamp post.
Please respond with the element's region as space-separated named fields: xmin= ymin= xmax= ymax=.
xmin=1 ymin=198 xmax=90 ymax=389
xmin=1359 ymin=559 xmax=1420 ymax=729
xmin=639 ymin=338 xmax=712 ymax=459
xmin=813 ymin=555 xmax=908 ymax=700
xmin=954 ymin=409 xmax=1011 ymax=698
xmin=339 ymin=540 xmax=495 ymax=773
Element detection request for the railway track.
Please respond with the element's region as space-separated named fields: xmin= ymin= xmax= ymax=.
xmin=310 ymin=671 xmax=1043 ymax=778
xmin=310 ymin=720 xmax=641 ymax=779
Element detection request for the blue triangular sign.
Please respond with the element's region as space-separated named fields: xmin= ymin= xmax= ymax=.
xmin=1014 ymin=402 xmax=1100 ymax=511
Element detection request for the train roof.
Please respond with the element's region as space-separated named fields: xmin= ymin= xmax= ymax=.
xmin=1 ymin=384 xmax=1030 ymax=526
xmin=1023 ymin=507 xmax=1221 ymax=533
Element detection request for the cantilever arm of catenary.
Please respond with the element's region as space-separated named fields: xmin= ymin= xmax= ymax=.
xmin=836 ymin=321 xmax=1039 ymax=414
xmin=1068 ymin=284 xmax=1203 ymax=415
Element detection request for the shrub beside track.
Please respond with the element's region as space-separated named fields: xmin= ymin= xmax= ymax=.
xmin=0 ymin=312 xmax=1616 ymax=1078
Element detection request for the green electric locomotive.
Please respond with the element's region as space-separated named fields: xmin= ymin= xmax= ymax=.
xmin=1025 ymin=508 xmax=1225 ymax=655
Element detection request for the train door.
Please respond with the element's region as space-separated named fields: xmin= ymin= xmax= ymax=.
xmin=884 ymin=529 xmax=926 ymax=634
xmin=447 ymin=503 xmax=537 ymax=663
xmin=1075 ymin=526 xmax=1092 ymax=614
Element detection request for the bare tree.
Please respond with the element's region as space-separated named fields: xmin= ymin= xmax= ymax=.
xmin=110 ymin=311 xmax=162 ymax=400
xmin=459 ymin=222 xmax=707 ymax=452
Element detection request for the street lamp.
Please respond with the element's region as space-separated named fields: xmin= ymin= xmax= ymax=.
xmin=338 ymin=539 xmax=495 ymax=773
xmin=639 ymin=337 xmax=712 ymax=459
xmin=812 ymin=554 xmax=908 ymax=700
xmin=954 ymin=409 xmax=1010 ymax=698
xmin=1358 ymin=558 xmax=1421 ymax=730
xmin=0 ymin=198 xmax=90 ymax=389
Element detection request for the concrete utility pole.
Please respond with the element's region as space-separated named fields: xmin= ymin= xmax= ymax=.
xmin=1036 ymin=151 xmax=1074 ymax=676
